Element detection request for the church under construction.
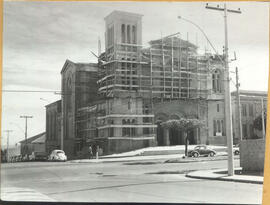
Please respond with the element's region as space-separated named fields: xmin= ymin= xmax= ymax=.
xmin=46 ymin=10 xmax=227 ymax=158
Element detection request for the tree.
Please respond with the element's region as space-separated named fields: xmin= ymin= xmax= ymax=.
xmin=253 ymin=111 xmax=267 ymax=135
xmin=161 ymin=118 xmax=205 ymax=157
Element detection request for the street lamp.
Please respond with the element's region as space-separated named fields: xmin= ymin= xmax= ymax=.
xmin=178 ymin=11 xmax=237 ymax=176
xmin=177 ymin=16 xmax=224 ymax=65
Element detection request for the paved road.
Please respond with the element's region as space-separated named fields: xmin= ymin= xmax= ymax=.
xmin=1 ymin=158 xmax=262 ymax=204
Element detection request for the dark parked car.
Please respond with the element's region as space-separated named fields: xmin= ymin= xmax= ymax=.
xmin=188 ymin=145 xmax=216 ymax=157
xmin=29 ymin=152 xmax=47 ymax=161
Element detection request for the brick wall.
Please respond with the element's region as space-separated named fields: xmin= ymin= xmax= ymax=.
xmin=240 ymin=139 xmax=265 ymax=171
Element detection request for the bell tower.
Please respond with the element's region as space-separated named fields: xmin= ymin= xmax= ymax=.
xmin=104 ymin=10 xmax=143 ymax=52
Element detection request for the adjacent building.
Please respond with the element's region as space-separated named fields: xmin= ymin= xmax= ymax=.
xmin=45 ymin=100 xmax=62 ymax=154
xmin=20 ymin=132 xmax=46 ymax=157
xmin=231 ymin=90 xmax=267 ymax=144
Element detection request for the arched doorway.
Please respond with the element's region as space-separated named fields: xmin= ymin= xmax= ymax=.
xmin=155 ymin=113 xmax=169 ymax=146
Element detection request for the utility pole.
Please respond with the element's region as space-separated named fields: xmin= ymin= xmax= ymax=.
xmin=235 ymin=67 xmax=243 ymax=142
xmin=206 ymin=3 xmax=241 ymax=176
xmin=261 ymin=98 xmax=266 ymax=139
xmin=20 ymin=115 xmax=33 ymax=155
xmin=4 ymin=130 xmax=13 ymax=162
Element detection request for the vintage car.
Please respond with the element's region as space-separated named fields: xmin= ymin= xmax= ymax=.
xmin=48 ymin=150 xmax=67 ymax=162
xmin=188 ymin=145 xmax=217 ymax=157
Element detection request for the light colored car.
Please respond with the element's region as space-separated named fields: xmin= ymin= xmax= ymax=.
xmin=48 ymin=150 xmax=67 ymax=162
xmin=233 ymin=144 xmax=240 ymax=155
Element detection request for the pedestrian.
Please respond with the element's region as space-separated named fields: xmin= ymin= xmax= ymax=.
xmin=89 ymin=146 xmax=93 ymax=159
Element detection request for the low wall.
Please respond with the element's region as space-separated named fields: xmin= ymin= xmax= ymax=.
xmin=240 ymin=139 xmax=265 ymax=171
xmin=108 ymin=138 xmax=156 ymax=155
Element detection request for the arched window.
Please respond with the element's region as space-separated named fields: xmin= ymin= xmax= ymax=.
xmin=127 ymin=25 xmax=131 ymax=44
xmin=121 ymin=24 xmax=125 ymax=43
xmin=212 ymin=70 xmax=221 ymax=93
xmin=132 ymin=25 xmax=136 ymax=44
xmin=217 ymin=120 xmax=221 ymax=132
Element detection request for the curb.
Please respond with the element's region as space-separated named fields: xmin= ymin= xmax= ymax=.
xmin=186 ymin=170 xmax=263 ymax=184
xmin=70 ymin=155 xmax=238 ymax=164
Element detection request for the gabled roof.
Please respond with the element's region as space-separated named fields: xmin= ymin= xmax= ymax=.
xmin=60 ymin=59 xmax=98 ymax=74
xmin=19 ymin=132 xmax=46 ymax=144
xmin=32 ymin=133 xmax=46 ymax=144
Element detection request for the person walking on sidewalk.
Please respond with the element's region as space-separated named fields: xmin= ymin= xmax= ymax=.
xmin=88 ymin=146 xmax=93 ymax=159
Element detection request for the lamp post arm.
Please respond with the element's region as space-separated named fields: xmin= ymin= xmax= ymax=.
xmin=178 ymin=16 xmax=224 ymax=65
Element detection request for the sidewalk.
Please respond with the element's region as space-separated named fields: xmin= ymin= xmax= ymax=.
xmin=71 ymin=154 xmax=183 ymax=163
xmin=186 ymin=168 xmax=263 ymax=184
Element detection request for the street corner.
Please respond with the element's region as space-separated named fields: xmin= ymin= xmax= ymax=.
xmin=186 ymin=168 xmax=263 ymax=184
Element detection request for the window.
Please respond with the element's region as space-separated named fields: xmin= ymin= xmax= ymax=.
xmin=213 ymin=120 xmax=216 ymax=136
xmin=242 ymin=124 xmax=248 ymax=139
xmin=132 ymin=25 xmax=136 ymax=44
xmin=217 ymin=120 xmax=221 ymax=133
xmin=217 ymin=104 xmax=220 ymax=112
xmin=109 ymin=128 xmax=114 ymax=137
xmin=121 ymin=24 xmax=125 ymax=43
xmin=213 ymin=119 xmax=225 ymax=136
xmin=249 ymin=104 xmax=254 ymax=116
xmin=212 ymin=70 xmax=221 ymax=93
xmin=128 ymin=100 xmax=131 ymax=110
xmin=242 ymin=104 xmax=247 ymax=116
xmin=143 ymin=128 xmax=150 ymax=134
xmin=127 ymin=25 xmax=131 ymax=44
xmin=122 ymin=119 xmax=126 ymax=136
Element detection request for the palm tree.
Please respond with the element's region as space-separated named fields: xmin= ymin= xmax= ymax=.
xmin=161 ymin=118 xmax=205 ymax=156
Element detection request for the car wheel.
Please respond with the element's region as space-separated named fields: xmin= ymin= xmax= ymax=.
xmin=209 ymin=152 xmax=215 ymax=157
xmin=193 ymin=152 xmax=199 ymax=158
xmin=234 ymin=150 xmax=240 ymax=155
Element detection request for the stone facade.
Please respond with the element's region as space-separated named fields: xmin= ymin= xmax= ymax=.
xmin=61 ymin=60 xmax=100 ymax=158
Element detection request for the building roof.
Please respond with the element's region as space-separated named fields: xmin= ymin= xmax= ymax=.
xmin=60 ymin=59 xmax=98 ymax=74
xmin=32 ymin=133 xmax=46 ymax=144
xmin=104 ymin=10 xmax=143 ymax=21
xmin=45 ymin=99 xmax=61 ymax=108
xmin=149 ymin=36 xmax=197 ymax=49
xmin=231 ymin=90 xmax=268 ymax=97
xmin=19 ymin=132 xmax=46 ymax=144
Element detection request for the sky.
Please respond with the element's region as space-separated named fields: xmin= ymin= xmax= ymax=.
xmin=1 ymin=1 xmax=269 ymax=147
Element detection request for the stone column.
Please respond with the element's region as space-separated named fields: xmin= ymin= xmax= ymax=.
xmin=163 ymin=128 xmax=170 ymax=146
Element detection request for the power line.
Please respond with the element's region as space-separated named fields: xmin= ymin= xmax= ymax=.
xmin=2 ymin=90 xmax=60 ymax=93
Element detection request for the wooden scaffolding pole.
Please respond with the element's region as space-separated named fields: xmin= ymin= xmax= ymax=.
xmin=162 ymin=35 xmax=165 ymax=101
xmin=171 ymin=37 xmax=174 ymax=100
xmin=178 ymin=35 xmax=181 ymax=98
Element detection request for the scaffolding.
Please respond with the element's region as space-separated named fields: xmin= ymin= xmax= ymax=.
xmin=99 ymin=35 xmax=214 ymax=101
